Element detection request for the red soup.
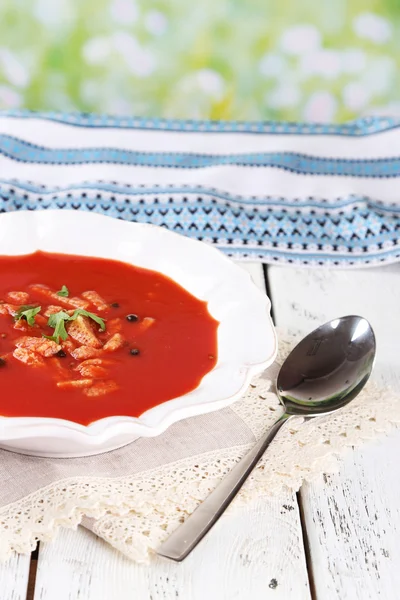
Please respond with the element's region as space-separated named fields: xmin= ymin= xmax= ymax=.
xmin=0 ymin=251 xmax=218 ymax=425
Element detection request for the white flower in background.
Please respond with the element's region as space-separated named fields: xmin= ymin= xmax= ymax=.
xmin=169 ymin=71 xmax=225 ymax=117
xmin=80 ymin=80 xmax=101 ymax=104
xmin=299 ymin=49 xmax=342 ymax=80
xmin=360 ymin=56 xmax=396 ymax=96
xmin=0 ymin=85 xmax=22 ymax=108
xmin=82 ymin=37 xmax=112 ymax=66
xmin=130 ymin=49 xmax=156 ymax=77
xmin=280 ymin=25 xmax=321 ymax=55
xmin=259 ymin=53 xmax=287 ymax=78
xmin=105 ymin=97 xmax=136 ymax=115
xmin=145 ymin=10 xmax=168 ymax=36
xmin=112 ymin=32 xmax=156 ymax=77
xmin=109 ymin=0 xmax=138 ymax=25
xmin=113 ymin=31 xmax=139 ymax=57
xmin=303 ymin=91 xmax=337 ymax=122
xmin=196 ymin=69 xmax=225 ymax=100
xmin=0 ymin=49 xmax=30 ymax=88
xmin=267 ymin=83 xmax=301 ymax=109
xmin=353 ymin=12 xmax=392 ymax=44
xmin=341 ymin=48 xmax=367 ymax=74
xmin=34 ymin=0 xmax=75 ymax=27
xmin=342 ymin=82 xmax=371 ymax=111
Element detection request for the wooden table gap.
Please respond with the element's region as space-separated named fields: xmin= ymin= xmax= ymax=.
xmin=26 ymin=544 xmax=39 ymax=600
xmin=263 ymin=264 xmax=276 ymax=324
xmin=297 ymin=491 xmax=318 ymax=600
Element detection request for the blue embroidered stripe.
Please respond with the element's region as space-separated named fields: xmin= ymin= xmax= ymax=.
xmin=1 ymin=135 xmax=400 ymax=177
xmin=1 ymin=109 xmax=400 ymax=137
xmin=0 ymin=185 xmax=399 ymax=265
xmin=1 ymin=180 xmax=399 ymax=213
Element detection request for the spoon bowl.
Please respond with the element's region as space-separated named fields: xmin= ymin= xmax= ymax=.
xmin=158 ymin=315 xmax=376 ymax=562
xmin=278 ymin=315 xmax=376 ymax=417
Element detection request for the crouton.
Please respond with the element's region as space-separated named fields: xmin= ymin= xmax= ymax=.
xmin=15 ymin=336 xmax=61 ymax=357
xmin=29 ymin=285 xmax=90 ymax=310
xmin=57 ymin=379 xmax=93 ymax=389
xmin=0 ymin=304 xmax=18 ymax=316
xmin=67 ymin=315 xmax=102 ymax=348
xmin=71 ymin=346 xmax=103 ymax=360
xmin=13 ymin=347 xmax=44 ymax=366
xmin=82 ymin=291 xmax=108 ymax=312
xmin=138 ymin=317 xmax=156 ymax=332
xmin=83 ymin=380 xmax=119 ymax=397
xmin=77 ymin=364 xmax=109 ymax=379
xmin=76 ymin=358 xmax=115 ymax=367
xmin=44 ymin=305 xmax=63 ymax=317
xmin=103 ymin=333 xmax=125 ymax=352
xmin=6 ymin=291 xmax=30 ymax=304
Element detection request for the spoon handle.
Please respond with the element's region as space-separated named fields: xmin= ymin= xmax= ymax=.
xmin=157 ymin=412 xmax=290 ymax=562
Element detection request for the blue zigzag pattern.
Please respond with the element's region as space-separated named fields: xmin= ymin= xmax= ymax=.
xmin=0 ymin=182 xmax=399 ymax=267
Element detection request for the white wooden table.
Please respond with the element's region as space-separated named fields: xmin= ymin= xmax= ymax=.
xmin=2 ymin=262 xmax=400 ymax=600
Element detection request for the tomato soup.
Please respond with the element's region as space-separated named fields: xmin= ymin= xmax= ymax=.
xmin=0 ymin=251 xmax=218 ymax=425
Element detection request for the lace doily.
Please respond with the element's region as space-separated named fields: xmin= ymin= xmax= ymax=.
xmin=1 ymin=334 xmax=399 ymax=563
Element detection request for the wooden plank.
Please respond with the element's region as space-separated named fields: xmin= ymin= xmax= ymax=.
xmin=268 ymin=263 xmax=400 ymax=599
xmin=33 ymin=263 xmax=311 ymax=600
xmin=301 ymin=433 xmax=400 ymax=599
xmin=0 ymin=553 xmax=31 ymax=600
xmin=35 ymin=497 xmax=310 ymax=600
xmin=267 ymin=263 xmax=400 ymax=371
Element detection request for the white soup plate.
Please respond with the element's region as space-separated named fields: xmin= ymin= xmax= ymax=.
xmin=0 ymin=210 xmax=277 ymax=457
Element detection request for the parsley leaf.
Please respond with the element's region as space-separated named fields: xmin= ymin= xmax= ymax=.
xmin=44 ymin=310 xmax=70 ymax=343
xmin=14 ymin=305 xmax=42 ymax=326
xmin=43 ymin=307 xmax=106 ymax=344
xmin=69 ymin=308 xmax=106 ymax=331
xmin=57 ymin=285 xmax=69 ymax=297
xmin=14 ymin=304 xmax=35 ymax=317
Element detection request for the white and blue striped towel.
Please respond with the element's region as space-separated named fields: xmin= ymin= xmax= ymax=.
xmin=1 ymin=110 xmax=400 ymax=267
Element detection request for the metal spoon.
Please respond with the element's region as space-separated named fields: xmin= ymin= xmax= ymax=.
xmin=157 ymin=315 xmax=376 ymax=562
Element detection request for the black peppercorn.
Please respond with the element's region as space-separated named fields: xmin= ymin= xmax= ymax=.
xmin=126 ymin=314 xmax=139 ymax=322
xmin=111 ymin=302 xmax=120 ymax=308
xmin=130 ymin=348 xmax=140 ymax=356
xmin=57 ymin=350 xmax=67 ymax=358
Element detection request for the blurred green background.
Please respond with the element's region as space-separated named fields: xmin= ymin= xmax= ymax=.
xmin=0 ymin=0 xmax=399 ymax=121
